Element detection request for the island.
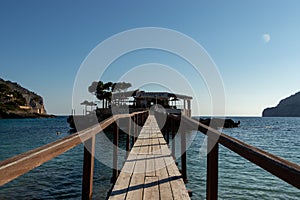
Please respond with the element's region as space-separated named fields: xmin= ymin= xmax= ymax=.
xmin=262 ymin=91 xmax=300 ymax=117
xmin=0 ymin=78 xmax=55 ymax=118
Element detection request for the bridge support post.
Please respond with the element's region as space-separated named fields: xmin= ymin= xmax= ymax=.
xmin=207 ymin=136 xmax=219 ymax=200
xmin=112 ymin=121 xmax=119 ymax=183
xmin=171 ymin=118 xmax=176 ymax=160
xmin=131 ymin=116 xmax=135 ymax=147
xmin=134 ymin=115 xmax=137 ymax=143
xmin=141 ymin=112 xmax=144 ymax=126
xmin=166 ymin=118 xmax=170 ymax=144
xmin=181 ymin=131 xmax=188 ymax=183
xmin=82 ymin=136 xmax=95 ymax=200
xmin=137 ymin=114 xmax=140 ymax=137
xmin=126 ymin=117 xmax=131 ymax=158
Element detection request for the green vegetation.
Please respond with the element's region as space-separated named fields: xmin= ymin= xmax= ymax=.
xmin=0 ymin=83 xmax=26 ymax=112
xmin=0 ymin=78 xmax=51 ymax=118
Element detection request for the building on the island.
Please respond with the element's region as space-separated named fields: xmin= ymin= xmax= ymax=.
xmin=111 ymin=90 xmax=192 ymax=117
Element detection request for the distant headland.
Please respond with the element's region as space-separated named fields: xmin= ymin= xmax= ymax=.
xmin=262 ymin=91 xmax=300 ymax=117
xmin=0 ymin=78 xmax=55 ymax=119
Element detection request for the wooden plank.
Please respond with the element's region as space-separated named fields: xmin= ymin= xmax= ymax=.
xmin=143 ymin=176 xmax=159 ymax=199
xmin=164 ymin=156 xmax=190 ymax=200
xmin=109 ymin=153 xmax=137 ymax=200
xmin=151 ymin=133 xmax=162 ymax=155
xmin=146 ymin=155 xmax=156 ymax=177
xmin=126 ymin=155 xmax=146 ymax=200
xmin=130 ymin=137 xmax=143 ymax=154
xmin=139 ymin=131 xmax=150 ymax=155
xmin=155 ymin=155 xmax=173 ymax=200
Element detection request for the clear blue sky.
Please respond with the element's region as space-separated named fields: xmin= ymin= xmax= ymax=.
xmin=1 ymin=0 xmax=300 ymax=116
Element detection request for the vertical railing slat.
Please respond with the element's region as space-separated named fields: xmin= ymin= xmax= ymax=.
xmin=126 ymin=117 xmax=131 ymax=158
xmin=181 ymin=131 xmax=188 ymax=183
xmin=166 ymin=118 xmax=170 ymax=144
xmin=131 ymin=116 xmax=135 ymax=148
xmin=171 ymin=118 xmax=176 ymax=160
xmin=82 ymin=136 xmax=95 ymax=200
xmin=206 ymin=137 xmax=219 ymax=200
xmin=112 ymin=120 xmax=119 ymax=183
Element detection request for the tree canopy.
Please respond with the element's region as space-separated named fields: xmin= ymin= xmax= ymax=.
xmin=88 ymin=81 xmax=132 ymax=108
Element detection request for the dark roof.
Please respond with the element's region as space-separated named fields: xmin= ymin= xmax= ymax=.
xmin=135 ymin=91 xmax=192 ymax=100
xmin=111 ymin=90 xmax=192 ymax=100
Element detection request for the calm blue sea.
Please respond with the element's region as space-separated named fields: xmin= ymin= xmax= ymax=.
xmin=0 ymin=116 xmax=299 ymax=199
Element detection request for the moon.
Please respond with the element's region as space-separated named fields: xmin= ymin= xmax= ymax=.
xmin=262 ymin=34 xmax=271 ymax=43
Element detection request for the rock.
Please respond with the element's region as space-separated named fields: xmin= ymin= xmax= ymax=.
xmin=262 ymin=92 xmax=300 ymax=117
xmin=0 ymin=78 xmax=54 ymax=119
xmin=199 ymin=118 xmax=240 ymax=128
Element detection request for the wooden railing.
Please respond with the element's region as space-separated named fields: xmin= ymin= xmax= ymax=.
xmin=166 ymin=114 xmax=300 ymax=200
xmin=1 ymin=111 xmax=299 ymax=200
xmin=0 ymin=110 xmax=149 ymax=200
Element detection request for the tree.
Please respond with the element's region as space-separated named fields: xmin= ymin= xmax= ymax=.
xmin=88 ymin=81 xmax=105 ymax=108
xmin=113 ymin=82 xmax=132 ymax=92
xmin=88 ymin=81 xmax=98 ymax=94
xmin=0 ymin=83 xmax=10 ymax=94
xmin=88 ymin=81 xmax=132 ymax=108
xmin=103 ymin=82 xmax=114 ymax=107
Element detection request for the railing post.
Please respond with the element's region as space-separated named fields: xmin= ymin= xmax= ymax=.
xmin=133 ymin=115 xmax=136 ymax=143
xmin=171 ymin=118 xmax=176 ymax=160
xmin=112 ymin=120 xmax=119 ymax=183
xmin=126 ymin=117 xmax=131 ymax=158
xmin=166 ymin=118 xmax=170 ymax=144
xmin=141 ymin=112 xmax=144 ymax=125
xmin=131 ymin=116 xmax=135 ymax=147
xmin=82 ymin=136 xmax=95 ymax=200
xmin=207 ymin=136 xmax=219 ymax=200
xmin=135 ymin=115 xmax=139 ymax=141
xmin=181 ymin=131 xmax=188 ymax=183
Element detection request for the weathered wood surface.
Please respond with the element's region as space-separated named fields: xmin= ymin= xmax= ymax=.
xmin=109 ymin=115 xmax=190 ymax=200
xmin=180 ymin=115 xmax=300 ymax=190
xmin=0 ymin=111 xmax=147 ymax=187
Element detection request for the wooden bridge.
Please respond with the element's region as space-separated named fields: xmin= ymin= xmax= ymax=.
xmin=0 ymin=110 xmax=300 ymax=200
xmin=109 ymin=114 xmax=189 ymax=199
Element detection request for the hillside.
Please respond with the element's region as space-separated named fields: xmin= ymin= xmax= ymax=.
xmin=0 ymin=78 xmax=54 ymax=118
xmin=262 ymin=92 xmax=300 ymax=117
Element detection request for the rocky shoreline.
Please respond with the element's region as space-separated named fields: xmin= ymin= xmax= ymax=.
xmin=263 ymin=91 xmax=300 ymax=117
xmin=0 ymin=78 xmax=53 ymax=119
xmin=0 ymin=111 xmax=55 ymax=119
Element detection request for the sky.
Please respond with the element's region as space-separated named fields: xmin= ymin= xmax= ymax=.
xmin=1 ymin=0 xmax=300 ymax=116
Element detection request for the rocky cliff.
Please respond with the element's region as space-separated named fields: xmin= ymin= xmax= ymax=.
xmin=262 ymin=92 xmax=300 ymax=117
xmin=0 ymin=78 xmax=54 ymax=118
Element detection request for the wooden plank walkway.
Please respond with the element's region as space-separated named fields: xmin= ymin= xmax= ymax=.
xmin=109 ymin=115 xmax=190 ymax=200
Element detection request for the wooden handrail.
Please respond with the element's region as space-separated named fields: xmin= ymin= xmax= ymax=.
xmin=0 ymin=110 xmax=148 ymax=187
xmin=180 ymin=115 xmax=300 ymax=189
xmin=2 ymin=111 xmax=298 ymax=199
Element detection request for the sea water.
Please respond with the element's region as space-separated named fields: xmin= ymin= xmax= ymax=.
xmin=0 ymin=117 xmax=299 ymax=199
